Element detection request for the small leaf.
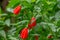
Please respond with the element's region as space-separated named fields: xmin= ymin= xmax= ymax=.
xmin=16 ymin=20 xmax=28 ymax=25
xmin=5 ymin=19 xmax=10 ymax=27
xmin=55 ymin=11 xmax=60 ymax=21
xmin=31 ymin=0 xmax=36 ymax=3
xmin=0 ymin=14 xmax=7 ymax=16
xmin=46 ymin=1 xmax=52 ymax=5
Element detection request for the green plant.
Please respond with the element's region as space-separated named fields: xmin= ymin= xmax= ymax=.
xmin=0 ymin=0 xmax=60 ymax=40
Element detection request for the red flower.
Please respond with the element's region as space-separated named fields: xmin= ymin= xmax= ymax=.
xmin=28 ymin=17 xmax=36 ymax=29
xmin=20 ymin=28 xmax=29 ymax=39
xmin=48 ymin=35 xmax=53 ymax=39
xmin=30 ymin=17 xmax=36 ymax=26
xmin=13 ymin=5 xmax=21 ymax=15
xmin=35 ymin=35 xmax=38 ymax=40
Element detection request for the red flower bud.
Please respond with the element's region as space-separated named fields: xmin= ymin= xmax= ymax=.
xmin=48 ymin=35 xmax=53 ymax=39
xmin=31 ymin=17 xmax=36 ymax=27
xmin=20 ymin=28 xmax=29 ymax=39
xmin=35 ymin=35 xmax=39 ymax=40
xmin=13 ymin=5 xmax=21 ymax=15
xmin=28 ymin=17 xmax=36 ymax=29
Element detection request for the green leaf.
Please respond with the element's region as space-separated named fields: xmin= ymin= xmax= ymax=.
xmin=8 ymin=35 xmax=19 ymax=40
xmin=16 ymin=20 xmax=28 ymax=25
xmin=55 ymin=11 xmax=60 ymax=21
xmin=0 ymin=30 xmax=7 ymax=40
xmin=31 ymin=0 xmax=36 ymax=3
xmin=5 ymin=19 xmax=10 ymax=27
xmin=7 ymin=0 xmax=20 ymax=8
